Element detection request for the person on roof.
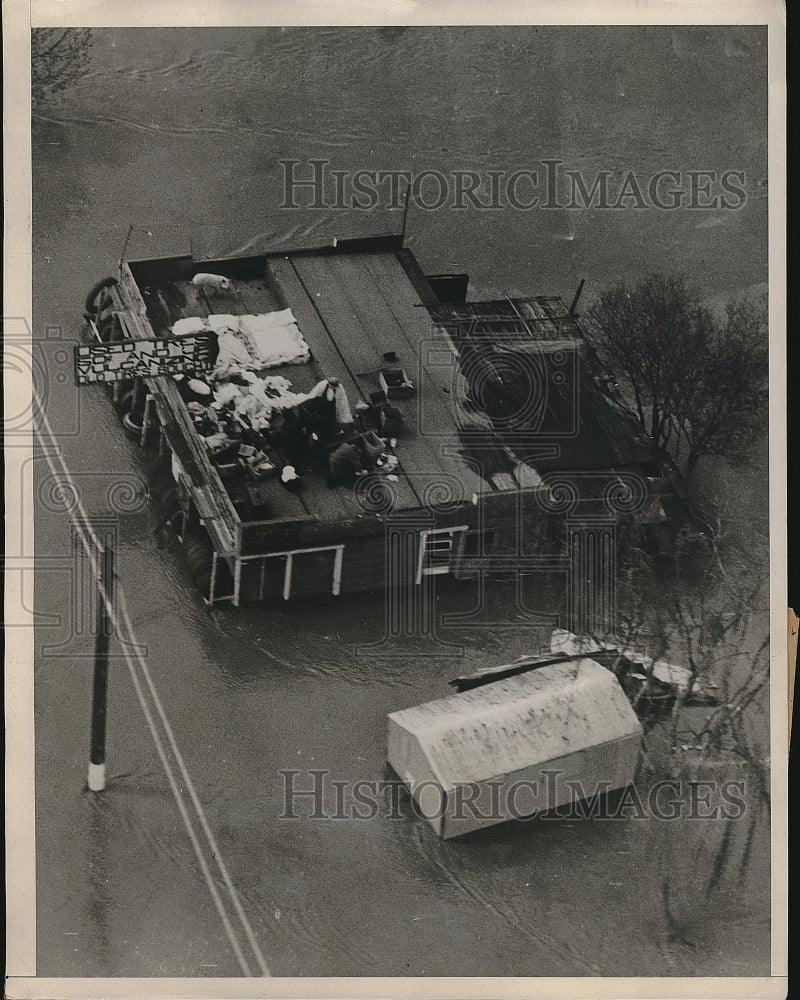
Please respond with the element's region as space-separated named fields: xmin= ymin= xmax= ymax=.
xmin=304 ymin=378 xmax=354 ymax=442
xmin=377 ymin=402 xmax=404 ymax=441
xmin=327 ymin=441 xmax=367 ymax=487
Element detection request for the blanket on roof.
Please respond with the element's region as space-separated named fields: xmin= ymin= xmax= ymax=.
xmin=171 ymin=308 xmax=311 ymax=376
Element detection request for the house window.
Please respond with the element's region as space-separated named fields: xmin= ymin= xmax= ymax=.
xmin=416 ymin=526 xmax=469 ymax=584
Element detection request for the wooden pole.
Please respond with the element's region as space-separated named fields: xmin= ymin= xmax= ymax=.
xmin=400 ymin=181 xmax=412 ymax=246
xmin=118 ymin=224 xmax=135 ymax=271
xmin=568 ymin=278 xmax=586 ymax=315
xmin=87 ymin=538 xmax=115 ymax=792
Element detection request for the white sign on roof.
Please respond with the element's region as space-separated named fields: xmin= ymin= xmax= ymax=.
xmin=74 ymin=334 xmax=216 ymax=385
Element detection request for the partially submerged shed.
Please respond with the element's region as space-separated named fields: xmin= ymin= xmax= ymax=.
xmin=387 ymin=658 xmax=642 ymax=838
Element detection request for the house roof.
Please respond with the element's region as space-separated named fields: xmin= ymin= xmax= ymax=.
xmin=130 ymin=241 xmax=656 ymax=527
xmin=267 ymin=249 xmax=491 ymax=506
xmin=387 ymin=658 xmax=642 ymax=790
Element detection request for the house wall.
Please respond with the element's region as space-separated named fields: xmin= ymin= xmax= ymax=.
xmin=386 ymin=719 xmax=446 ymax=838
xmin=235 ymin=486 xmax=559 ymax=600
xmin=438 ymin=733 xmax=643 ymax=839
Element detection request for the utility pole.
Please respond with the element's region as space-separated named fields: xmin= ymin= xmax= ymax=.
xmin=87 ymin=536 xmax=115 ymax=792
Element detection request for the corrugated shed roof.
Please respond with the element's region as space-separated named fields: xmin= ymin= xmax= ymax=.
xmin=388 ymin=658 xmax=641 ymax=789
xmin=426 ymin=297 xmax=655 ymax=474
xmin=423 ymin=297 xmax=583 ymax=342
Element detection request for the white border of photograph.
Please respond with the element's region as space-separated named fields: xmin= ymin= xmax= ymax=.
xmin=4 ymin=2 xmax=787 ymax=998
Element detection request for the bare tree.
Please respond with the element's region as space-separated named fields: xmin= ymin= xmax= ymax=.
xmin=673 ymin=294 xmax=768 ymax=476
xmin=586 ymin=276 xmax=768 ymax=478
xmin=607 ymin=504 xmax=769 ymax=773
xmin=31 ymin=28 xmax=93 ymax=107
xmin=611 ymin=519 xmax=770 ymax=944
xmin=586 ymin=275 xmax=703 ymax=456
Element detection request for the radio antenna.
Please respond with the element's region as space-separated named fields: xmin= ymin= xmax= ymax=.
xmin=400 ymin=181 xmax=412 ymax=245
xmin=569 ymin=278 xmax=586 ymax=315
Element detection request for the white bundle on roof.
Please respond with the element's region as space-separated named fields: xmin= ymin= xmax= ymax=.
xmin=173 ymin=308 xmax=311 ymax=376
xmin=212 ymin=383 xmax=242 ymax=407
xmin=214 ymin=331 xmax=253 ymax=377
xmin=211 ymin=373 xmax=315 ymax=432
xmin=206 ymin=314 xmax=241 ymax=335
xmin=239 ymin=310 xmax=310 ymax=367
xmin=172 ymin=315 xmax=239 ymax=338
xmin=172 ymin=317 xmax=208 ymax=337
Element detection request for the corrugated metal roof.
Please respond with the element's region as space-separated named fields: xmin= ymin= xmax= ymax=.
xmin=388 ymin=658 xmax=641 ymax=789
xmin=424 ymin=297 xmax=582 ymax=342
xmin=427 ymin=297 xmax=655 ymax=474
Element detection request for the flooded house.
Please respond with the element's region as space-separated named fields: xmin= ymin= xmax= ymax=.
xmin=83 ymin=233 xmax=675 ymax=606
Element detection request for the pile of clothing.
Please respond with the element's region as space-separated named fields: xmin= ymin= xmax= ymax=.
xmin=211 ymin=373 xmax=314 ymax=431
xmin=169 ymin=304 xmax=408 ymax=498
xmin=177 ymin=372 xmax=360 ymax=493
xmin=171 ymin=308 xmax=318 ymax=492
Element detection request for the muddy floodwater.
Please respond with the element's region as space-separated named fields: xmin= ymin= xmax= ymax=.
xmin=32 ymin=27 xmax=770 ymax=977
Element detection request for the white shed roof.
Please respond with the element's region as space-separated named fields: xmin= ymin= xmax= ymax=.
xmin=388 ymin=658 xmax=641 ymax=790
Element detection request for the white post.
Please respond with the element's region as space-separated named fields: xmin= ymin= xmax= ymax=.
xmin=139 ymin=394 xmax=154 ymax=447
xmin=332 ymin=546 xmax=344 ymax=596
xmin=283 ymin=554 xmax=294 ymax=601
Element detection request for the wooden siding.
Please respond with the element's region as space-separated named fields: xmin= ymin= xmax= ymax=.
xmin=114 ymin=266 xmax=239 ymax=553
xmin=236 ymin=486 xmax=556 ymax=599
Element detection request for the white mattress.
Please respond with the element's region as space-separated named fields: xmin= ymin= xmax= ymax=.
xmin=171 ymin=308 xmax=311 ymax=372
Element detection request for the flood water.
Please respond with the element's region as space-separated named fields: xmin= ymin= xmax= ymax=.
xmin=32 ymin=27 xmax=770 ymax=977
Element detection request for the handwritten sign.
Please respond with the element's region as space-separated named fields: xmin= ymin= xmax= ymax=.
xmin=74 ymin=333 xmax=216 ymax=385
